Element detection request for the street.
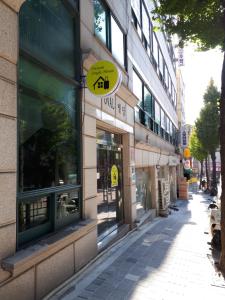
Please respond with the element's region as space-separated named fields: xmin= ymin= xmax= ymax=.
xmin=46 ymin=192 xmax=225 ymax=300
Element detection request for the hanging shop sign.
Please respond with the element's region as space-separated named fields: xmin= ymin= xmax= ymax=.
xmin=111 ymin=164 xmax=118 ymax=187
xmin=86 ymin=60 xmax=122 ymax=97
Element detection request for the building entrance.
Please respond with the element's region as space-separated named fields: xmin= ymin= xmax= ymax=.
xmin=96 ymin=129 xmax=124 ymax=241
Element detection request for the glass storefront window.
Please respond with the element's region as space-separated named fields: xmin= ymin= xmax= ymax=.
xmin=18 ymin=0 xmax=81 ymax=246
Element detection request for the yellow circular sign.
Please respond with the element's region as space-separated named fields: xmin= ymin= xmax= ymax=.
xmin=111 ymin=165 xmax=118 ymax=187
xmin=86 ymin=60 xmax=121 ymax=96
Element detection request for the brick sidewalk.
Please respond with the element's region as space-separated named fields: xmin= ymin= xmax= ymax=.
xmin=46 ymin=193 xmax=225 ymax=300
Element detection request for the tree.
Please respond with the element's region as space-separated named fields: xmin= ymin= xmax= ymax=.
xmin=189 ymin=127 xmax=207 ymax=188
xmin=195 ymin=95 xmax=219 ymax=193
xmin=153 ymin=0 xmax=225 ymax=273
xmin=204 ymin=78 xmax=220 ymax=105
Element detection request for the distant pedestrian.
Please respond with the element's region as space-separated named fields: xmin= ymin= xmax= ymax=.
xmin=201 ymin=179 xmax=206 ymax=190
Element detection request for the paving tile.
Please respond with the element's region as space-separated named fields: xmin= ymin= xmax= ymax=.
xmin=49 ymin=194 xmax=225 ymax=300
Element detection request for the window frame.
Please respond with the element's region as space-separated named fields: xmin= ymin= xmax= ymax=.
xmin=94 ymin=0 xmax=127 ymax=68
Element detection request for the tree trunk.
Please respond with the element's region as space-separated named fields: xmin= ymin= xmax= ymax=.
xmin=211 ymin=152 xmax=217 ymax=190
xmin=205 ymin=157 xmax=210 ymax=191
xmin=199 ymin=160 xmax=203 ymax=189
xmin=219 ymin=51 xmax=225 ymax=274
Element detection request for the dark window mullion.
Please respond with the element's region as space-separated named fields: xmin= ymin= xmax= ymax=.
xmin=107 ymin=10 xmax=111 ymax=51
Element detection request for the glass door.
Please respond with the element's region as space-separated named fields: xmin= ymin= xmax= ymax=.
xmin=97 ymin=131 xmax=123 ymax=239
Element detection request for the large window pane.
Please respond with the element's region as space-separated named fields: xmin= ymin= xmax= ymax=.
xmin=111 ymin=16 xmax=124 ymax=66
xmin=144 ymin=87 xmax=152 ymax=116
xmin=94 ymin=0 xmax=107 ymax=45
xmin=133 ymin=71 xmax=143 ymax=106
xmin=19 ymin=59 xmax=78 ymax=192
xmin=19 ymin=0 xmax=76 ymax=79
xmin=131 ymin=0 xmax=141 ymax=23
xmin=142 ymin=4 xmax=149 ymax=41
xmin=153 ymin=34 xmax=159 ymax=65
xmin=161 ymin=109 xmax=165 ymax=129
xmin=159 ymin=49 xmax=164 ymax=76
xmin=155 ymin=101 xmax=160 ymax=124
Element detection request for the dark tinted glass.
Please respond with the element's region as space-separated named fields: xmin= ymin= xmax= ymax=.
xmin=19 ymin=0 xmax=76 ymax=78
xmin=18 ymin=58 xmax=78 ymax=192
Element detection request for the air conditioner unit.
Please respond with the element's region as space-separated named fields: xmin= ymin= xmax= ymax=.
xmin=158 ymin=179 xmax=170 ymax=216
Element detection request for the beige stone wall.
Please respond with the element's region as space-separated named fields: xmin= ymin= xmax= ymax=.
xmin=0 ymin=225 xmax=97 ymax=300
xmin=0 ymin=0 xmax=18 ymax=284
xmin=123 ymin=133 xmax=136 ymax=225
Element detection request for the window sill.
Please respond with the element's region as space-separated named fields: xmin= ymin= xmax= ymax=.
xmin=1 ymin=219 xmax=96 ymax=278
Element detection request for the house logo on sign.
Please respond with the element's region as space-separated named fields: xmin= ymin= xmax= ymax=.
xmin=93 ymin=76 xmax=109 ymax=90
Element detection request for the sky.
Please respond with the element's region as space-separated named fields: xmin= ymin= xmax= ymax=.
xmin=180 ymin=45 xmax=223 ymax=125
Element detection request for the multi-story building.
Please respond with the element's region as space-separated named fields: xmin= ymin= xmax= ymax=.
xmin=0 ymin=0 xmax=179 ymax=298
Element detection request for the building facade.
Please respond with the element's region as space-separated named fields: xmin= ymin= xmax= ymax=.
xmin=0 ymin=0 xmax=179 ymax=298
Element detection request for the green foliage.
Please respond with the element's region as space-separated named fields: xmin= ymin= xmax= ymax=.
xmin=153 ymin=0 xmax=225 ymax=50
xmin=203 ymin=78 xmax=220 ymax=105
xmin=189 ymin=127 xmax=207 ymax=162
xmin=195 ymin=102 xmax=219 ymax=154
xmin=195 ymin=80 xmax=220 ymax=155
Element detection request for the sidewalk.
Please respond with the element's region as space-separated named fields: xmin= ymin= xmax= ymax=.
xmin=45 ymin=192 xmax=225 ymax=300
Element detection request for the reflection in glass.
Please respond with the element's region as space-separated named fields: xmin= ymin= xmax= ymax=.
xmin=19 ymin=196 xmax=49 ymax=232
xmin=19 ymin=58 xmax=78 ymax=192
xmin=94 ymin=0 xmax=107 ymax=45
xmin=19 ymin=0 xmax=76 ymax=79
xmin=111 ymin=16 xmax=124 ymax=66
xmin=56 ymin=190 xmax=79 ymax=219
